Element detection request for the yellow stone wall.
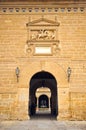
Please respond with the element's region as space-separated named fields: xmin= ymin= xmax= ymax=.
xmin=70 ymin=92 xmax=86 ymax=120
xmin=0 ymin=1 xmax=86 ymax=120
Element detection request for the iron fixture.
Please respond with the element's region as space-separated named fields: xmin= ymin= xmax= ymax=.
xmin=15 ymin=67 xmax=20 ymax=82
xmin=67 ymin=67 xmax=71 ymax=82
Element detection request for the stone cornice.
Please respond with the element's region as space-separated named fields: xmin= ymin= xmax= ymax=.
xmin=0 ymin=1 xmax=86 ymax=14
xmin=0 ymin=0 xmax=86 ymax=3
xmin=0 ymin=1 xmax=86 ymax=8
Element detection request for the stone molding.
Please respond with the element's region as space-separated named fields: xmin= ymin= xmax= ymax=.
xmin=0 ymin=1 xmax=86 ymax=14
xmin=25 ymin=16 xmax=60 ymax=56
xmin=0 ymin=7 xmax=85 ymax=14
xmin=0 ymin=0 xmax=86 ymax=4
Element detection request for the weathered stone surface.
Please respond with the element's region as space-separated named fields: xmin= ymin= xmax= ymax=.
xmin=0 ymin=0 xmax=86 ymax=121
xmin=0 ymin=120 xmax=86 ymax=130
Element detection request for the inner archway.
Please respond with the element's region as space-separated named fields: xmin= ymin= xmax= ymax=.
xmin=39 ymin=94 xmax=49 ymax=108
xmin=29 ymin=71 xmax=58 ymax=119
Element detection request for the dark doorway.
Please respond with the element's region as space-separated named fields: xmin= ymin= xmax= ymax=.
xmin=39 ymin=94 xmax=49 ymax=108
xmin=29 ymin=71 xmax=58 ymax=119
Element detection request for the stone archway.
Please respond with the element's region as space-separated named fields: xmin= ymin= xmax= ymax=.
xmin=36 ymin=87 xmax=51 ymax=112
xmin=29 ymin=70 xmax=58 ymax=118
xmin=39 ymin=94 xmax=49 ymax=108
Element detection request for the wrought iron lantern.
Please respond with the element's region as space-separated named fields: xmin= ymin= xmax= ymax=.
xmin=15 ymin=67 xmax=20 ymax=82
xmin=67 ymin=67 xmax=71 ymax=82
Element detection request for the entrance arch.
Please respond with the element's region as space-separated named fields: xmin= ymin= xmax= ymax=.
xmin=29 ymin=71 xmax=58 ymax=118
xmin=39 ymin=94 xmax=49 ymax=108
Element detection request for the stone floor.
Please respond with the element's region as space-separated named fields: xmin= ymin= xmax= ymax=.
xmin=0 ymin=113 xmax=86 ymax=130
xmin=0 ymin=120 xmax=86 ymax=130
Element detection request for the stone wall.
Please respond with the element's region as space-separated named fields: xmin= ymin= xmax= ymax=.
xmin=0 ymin=1 xmax=86 ymax=120
xmin=70 ymin=92 xmax=86 ymax=120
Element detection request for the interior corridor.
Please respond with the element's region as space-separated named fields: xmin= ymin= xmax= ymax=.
xmin=29 ymin=71 xmax=58 ymax=119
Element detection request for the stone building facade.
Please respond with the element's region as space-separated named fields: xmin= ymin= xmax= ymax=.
xmin=0 ymin=0 xmax=86 ymax=120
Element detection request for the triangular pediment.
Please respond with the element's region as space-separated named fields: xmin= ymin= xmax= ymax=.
xmin=27 ymin=17 xmax=59 ymax=26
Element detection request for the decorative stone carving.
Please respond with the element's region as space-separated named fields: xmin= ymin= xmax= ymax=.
xmin=31 ymin=33 xmax=37 ymax=40
xmin=26 ymin=16 xmax=60 ymax=56
xmin=0 ymin=7 xmax=85 ymax=13
xmin=37 ymin=29 xmax=49 ymax=40
xmin=53 ymin=42 xmax=60 ymax=55
xmin=31 ymin=29 xmax=55 ymax=41
xmin=25 ymin=41 xmax=33 ymax=54
xmin=26 ymin=16 xmax=60 ymax=26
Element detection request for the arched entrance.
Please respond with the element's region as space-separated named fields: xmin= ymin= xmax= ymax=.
xmin=39 ymin=94 xmax=49 ymax=108
xmin=29 ymin=71 xmax=58 ymax=118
